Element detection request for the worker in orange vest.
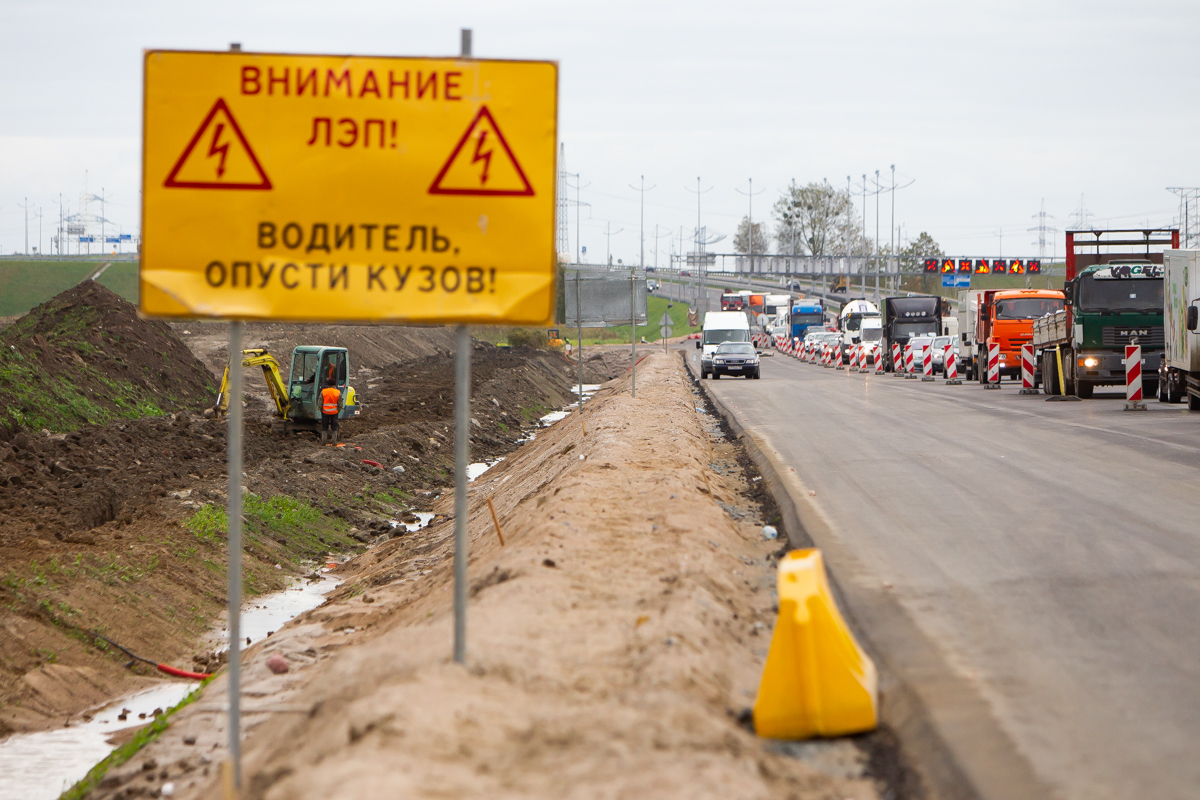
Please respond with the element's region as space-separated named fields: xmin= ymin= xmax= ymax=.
xmin=319 ymin=380 xmax=341 ymax=445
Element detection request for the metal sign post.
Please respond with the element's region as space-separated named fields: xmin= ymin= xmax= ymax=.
xmin=576 ymin=269 xmax=584 ymax=411
xmin=631 ymin=269 xmax=636 ymax=398
xmin=452 ymin=29 xmax=472 ymax=667
xmin=225 ymin=319 xmax=243 ymax=789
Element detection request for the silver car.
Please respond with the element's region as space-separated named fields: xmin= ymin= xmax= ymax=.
xmin=908 ymin=335 xmax=936 ymax=372
xmin=930 ymin=335 xmax=954 ymax=374
xmin=712 ymin=342 xmax=761 ymax=379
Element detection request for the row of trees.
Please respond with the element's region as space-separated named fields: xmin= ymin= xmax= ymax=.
xmin=730 ymin=181 xmax=944 ymax=267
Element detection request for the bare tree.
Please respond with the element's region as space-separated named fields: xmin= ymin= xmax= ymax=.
xmin=773 ymin=181 xmax=855 ymax=256
xmin=733 ymin=217 xmax=771 ymax=254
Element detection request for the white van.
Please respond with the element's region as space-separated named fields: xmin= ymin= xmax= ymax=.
xmin=697 ymin=310 xmax=752 ymax=379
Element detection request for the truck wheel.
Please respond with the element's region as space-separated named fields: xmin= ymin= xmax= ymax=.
xmin=1189 ymin=391 xmax=1200 ymax=411
xmin=1042 ymin=353 xmax=1058 ymax=395
xmin=1169 ymin=377 xmax=1184 ymax=404
xmin=1075 ymin=380 xmax=1093 ymax=399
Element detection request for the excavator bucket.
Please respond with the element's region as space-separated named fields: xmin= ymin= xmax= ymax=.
xmin=753 ymin=548 xmax=877 ymax=739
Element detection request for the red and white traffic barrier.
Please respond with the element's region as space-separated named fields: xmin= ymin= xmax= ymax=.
xmin=985 ymin=342 xmax=1001 ymax=388
xmin=892 ymin=343 xmax=903 ymax=376
xmin=875 ymin=346 xmax=884 ymax=375
xmin=944 ymin=344 xmax=961 ymax=384
xmin=835 ymin=343 xmax=846 ymax=370
xmin=860 ymin=345 xmax=868 ymax=372
xmin=904 ymin=344 xmax=917 ymax=379
xmin=1019 ymin=344 xmax=1037 ymax=395
xmin=821 ymin=344 xmax=831 ymax=367
xmin=921 ymin=345 xmax=934 ymax=381
xmin=1125 ymin=344 xmax=1146 ymax=410
xmin=850 ymin=344 xmax=861 ymax=372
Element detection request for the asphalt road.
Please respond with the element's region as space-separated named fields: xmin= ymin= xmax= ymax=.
xmin=695 ymin=348 xmax=1200 ymax=800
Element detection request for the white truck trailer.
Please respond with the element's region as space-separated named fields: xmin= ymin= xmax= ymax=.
xmin=1158 ymin=249 xmax=1200 ymax=409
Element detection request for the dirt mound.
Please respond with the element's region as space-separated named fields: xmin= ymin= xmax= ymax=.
xmin=0 ymin=282 xmax=215 ymax=434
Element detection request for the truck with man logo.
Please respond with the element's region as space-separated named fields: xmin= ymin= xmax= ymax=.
xmin=1032 ymin=229 xmax=1176 ymax=398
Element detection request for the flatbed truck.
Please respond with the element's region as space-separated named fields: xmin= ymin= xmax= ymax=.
xmin=1032 ymin=229 xmax=1176 ymax=398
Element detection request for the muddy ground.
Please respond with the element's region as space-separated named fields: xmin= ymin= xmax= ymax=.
xmin=85 ymin=353 xmax=891 ymax=800
xmin=0 ymin=284 xmax=617 ymax=737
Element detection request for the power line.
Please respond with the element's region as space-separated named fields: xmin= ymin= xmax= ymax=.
xmin=1167 ymin=187 xmax=1200 ymax=248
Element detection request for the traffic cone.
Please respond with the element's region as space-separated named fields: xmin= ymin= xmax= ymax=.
xmin=753 ymin=549 xmax=878 ymax=739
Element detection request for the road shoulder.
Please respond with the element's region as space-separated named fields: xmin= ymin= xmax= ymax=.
xmin=689 ymin=350 xmax=1052 ymax=800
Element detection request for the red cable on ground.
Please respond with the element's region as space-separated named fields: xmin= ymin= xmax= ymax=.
xmin=90 ymin=631 xmax=211 ymax=681
xmin=626 ymin=354 xmax=651 ymax=373
xmin=155 ymin=663 xmax=212 ymax=680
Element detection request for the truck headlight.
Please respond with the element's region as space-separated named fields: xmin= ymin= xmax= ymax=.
xmin=1083 ymin=356 xmax=1098 ymax=368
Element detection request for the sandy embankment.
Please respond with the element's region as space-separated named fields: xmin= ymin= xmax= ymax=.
xmin=90 ymin=352 xmax=879 ymax=800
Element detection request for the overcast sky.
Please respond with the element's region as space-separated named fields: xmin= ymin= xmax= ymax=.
xmin=1 ymin=0 xmax=1196 ymax=261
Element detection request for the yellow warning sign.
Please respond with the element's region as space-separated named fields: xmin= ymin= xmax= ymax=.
xmin=141 ymin=50 xmax=558 ymax=324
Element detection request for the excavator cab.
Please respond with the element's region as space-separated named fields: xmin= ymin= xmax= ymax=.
xmin=286 ymin=346 xmax=359 ymax=425
xmin=213 ymin=345 xmax=359 ymax=436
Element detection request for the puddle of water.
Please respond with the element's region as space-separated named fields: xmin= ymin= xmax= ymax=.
xmin=538 ymin=410 xmax=570 ymax=426
xmin=467 ymin=458 xmax=503 ymax=482
xmin=389 ymin=511 xmax=435 ymax=532
xmin=570 ymin=384 xmax=602 ymax=400
xmin=0 ymin=682 xmax=194 ymax=800
xmin=218 ymin=574 xmax=341 ymax=651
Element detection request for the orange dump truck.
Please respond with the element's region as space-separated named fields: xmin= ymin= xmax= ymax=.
xmin=959 ymin=288 xmax=1065 ymax=382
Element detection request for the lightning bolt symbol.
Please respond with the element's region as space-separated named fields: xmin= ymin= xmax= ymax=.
xmin=207 ymin=122 xmax=230 ymax=179
xmin=471 ymin=129 xmax=493 ymax=186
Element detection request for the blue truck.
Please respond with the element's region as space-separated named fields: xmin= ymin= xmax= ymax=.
xmin=790 ymin=299 xmax=825 ymax=340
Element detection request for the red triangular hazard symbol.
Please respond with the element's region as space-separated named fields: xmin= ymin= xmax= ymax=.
xmin=164 ymin=98 xmax=272 ymax=190
xmin=428 ymin=106 xmax=534 ymax=197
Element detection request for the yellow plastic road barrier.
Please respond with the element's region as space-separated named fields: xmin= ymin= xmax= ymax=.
xmin=753 ymin=548 xmax=878 ymax=739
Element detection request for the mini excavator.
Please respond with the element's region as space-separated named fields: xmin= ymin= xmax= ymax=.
xmin=214 ymin=346 xmax=360 ymax=435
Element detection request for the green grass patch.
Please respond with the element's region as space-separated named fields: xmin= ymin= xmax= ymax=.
xmin=58 ymin=679 xmax=209 ymax=800
xmin=0 ymin=259 xmax=139 ymax=317
xmin=94 ymin=262 xmax=139 ymax=305
xmin=186 ymin=504 xmax=226 ymax=542
xmin=577 ymin=296 xmax=700 ymax=345
xmin=183 ymin=493 xmax=359 ymax=564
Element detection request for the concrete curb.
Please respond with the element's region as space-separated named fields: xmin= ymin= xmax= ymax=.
xmin=684 ymin=352 xmax=1052 ymax=800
